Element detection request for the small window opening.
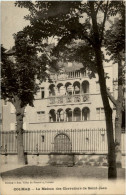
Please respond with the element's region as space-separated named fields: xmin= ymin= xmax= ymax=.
xmin=41 ymin=88 xmax=45 ymax=99
xmin=4 ymin=100 xmax=7 ymax=105
xmin=42 ymin=135 xmax=45 ymax=142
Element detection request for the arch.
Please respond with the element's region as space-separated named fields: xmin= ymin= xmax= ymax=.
xmin=65 ymin=82 xmax=72 ymax=95
xmin=82 ymin=80 xmax=89 ymax=93
xmin=65 ymin=82 xmax=72 ymax=88
xmin=82 ymin=107 xmax=90 ymax=121
xmin=49 ymin=84 xmax=55 ymax=96
xmin=57 ymin=83 xmax=63 ymax=89
xmin=65 ymin=108 xmax=72 ymax=122
xmin=73 ymin=107 xmax=81 ymax=121
xmin=73 ymin=81 xmax=80 ymax=94
xmin=57 ymin=83 xmax=64 ymax=95
xmin=49 ymin=109 xmax=56 ymax=122
xmin=57 ymin=108 xmax=64 ymax=122
xmin=54 ymin=133 xmax=71 ymax=152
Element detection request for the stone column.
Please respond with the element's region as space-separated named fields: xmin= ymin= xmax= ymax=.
xmin=66 ymin=111 xmax=68 ymax=122
xmin=73 ymin=71 xmax=75 ymax=78
xmin=81 ymin=110 xmax=83 ymax=121
xmin=73 ymin=85 xmax=75 ymax=94
xmin=56 ymin=112 xmax=57 ymax=122
xmin=71 ymin=84 xmax=73 ymax=95
xmin=64 ymin=111 xmax=66 ymax=122
xmin=48 ymin=113 xmax=50 ymax=122
xmin=80 ymin=82 xmax=82 ymax=94
xmin=59 ymin=111 xmax=60 ymax=122
xmin=55 ymin=87 xmax=58 ymax=96
xmin=72 ymin=110 xmax=74 ymax=122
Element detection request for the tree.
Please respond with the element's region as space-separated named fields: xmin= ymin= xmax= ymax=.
xmin=15 ymin=1 xmax=125 ymax=178
xmin=58 ymin=15 xmax=125 ymax=169
xmin=104 ymin=14 xmax=125 ymax=167
xmin=1 ymin=31 xmax=55 ymax=164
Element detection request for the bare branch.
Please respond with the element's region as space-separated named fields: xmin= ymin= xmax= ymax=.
xmin=95 ymin=1 xmax=103 ymax=15
xmin=100 ymin=1 xmax=109 ymax=43
xmin=53 ymin=33 xmax=94 ymax=57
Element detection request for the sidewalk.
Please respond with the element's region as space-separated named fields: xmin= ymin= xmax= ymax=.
xmin=0 ymin=164 xmax=125 ymax=180
xmin=0 ymin=164 xmax=27 ymax=173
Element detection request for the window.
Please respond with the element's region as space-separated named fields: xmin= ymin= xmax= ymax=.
xmin=96 ymin=108 xmax=100 ymax=120
xmin=96 ymin=82 xmax=100 ymax=92
xmin=4 ymin=100 xmax=7 ymax=106
xmin=37 ymin=111 xmax=45 ymax=122
xmin=101 ymin=108 xmax=105 ymax=120
xmin=41 ymin=88 xmax=45 ymax=99
xmin=96 ymin=108 xmax=105 ymax=120
xmin=41 ymin=135 xmax=45 ymax=142
xmin=83 ymin=70 xmax=87 ymax=77
xmin=83 ymin=108 xmax=89 ymax=121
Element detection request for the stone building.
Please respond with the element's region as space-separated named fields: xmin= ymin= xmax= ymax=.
xmin=2 ymin=61 xmax=117 ymax=131
xmin=2 ymin=60 xmax=126 ymax=167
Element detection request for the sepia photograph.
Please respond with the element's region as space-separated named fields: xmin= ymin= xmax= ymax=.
xmin=0 ymin=1 xmax=125 ymax=194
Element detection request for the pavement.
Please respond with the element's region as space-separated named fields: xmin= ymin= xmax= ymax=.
xmin=0 ymin=164 xmax=125 ymax=180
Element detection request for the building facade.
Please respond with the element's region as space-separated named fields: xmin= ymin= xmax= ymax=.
xmin=2 ymin=61 xmax=126 ymax=162
xmin=2 ymin=61 xmax=117 ymax=132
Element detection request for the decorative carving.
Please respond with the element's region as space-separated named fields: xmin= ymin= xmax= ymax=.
xmin=82 ymin=94 xmax=89 ymax=102
xmin=50 ymin=97 xmax=55 ymax=104
xmin=74 ymin=95 xmax=81 ymax=102
xmin=66 ymin=95 xmax=72 ymax=103
xmin=57 ymin=97 xmax=63 ymax=104
xmin=49 ymin=94 xmax=89 ymax=104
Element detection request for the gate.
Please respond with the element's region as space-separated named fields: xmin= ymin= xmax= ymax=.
xmin=54 ymin=133 xmax=72 ymax=152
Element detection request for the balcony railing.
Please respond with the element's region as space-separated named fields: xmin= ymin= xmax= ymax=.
xmin=49 ymin=94 xmax=90 ymax=105
xmin=50 ymin=71 xmax=87 ymax=81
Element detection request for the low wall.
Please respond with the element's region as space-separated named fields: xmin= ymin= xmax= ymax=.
xmin=28 ymin=121 xmax=106 ymax=130
xmin=1 ymin=154 xmax=125 ymax=168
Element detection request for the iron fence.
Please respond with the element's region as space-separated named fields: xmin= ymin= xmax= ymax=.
xmin=0 ymin=129 xmax=125 ymax=154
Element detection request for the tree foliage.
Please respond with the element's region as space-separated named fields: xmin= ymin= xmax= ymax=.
xmin=105 ymin=16 xmax=125 ymax=61
xmin=1 ymin=30 xmax=57 ymax=164
xmin=1 ymin=31 xmax=55 ymax=107
xmin=14 ymin=0 xmax=125 ymax=177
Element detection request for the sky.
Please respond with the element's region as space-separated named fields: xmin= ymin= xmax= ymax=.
xmin=1 ymin=1 xmax=29 ymax=49
xmin=1 ymin=1 xmax=118 ymax=81
xmin=1 ymin=1 xmax=112 ymax=50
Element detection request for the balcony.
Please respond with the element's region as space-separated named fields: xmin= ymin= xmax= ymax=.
xmin=50 ymin=71 xmax=87 ymax=81
xmin=48 ymin=94 xmax=90 ymax=105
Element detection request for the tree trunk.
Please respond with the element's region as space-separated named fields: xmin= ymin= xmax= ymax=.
xmin=115 ymin=55 xmax=123 ymax=168
xmin=115 ymin=107 xmax=122 ymax=168
xmin=89 ymin=1 xmax=117 ymax=179
xmin=105 ymin=108 xmax=117 ymax=179
xmin=95 ymin=48 xmax=117 ymax=179
xmin=14 ymin=97 xmax=25 ymax=165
